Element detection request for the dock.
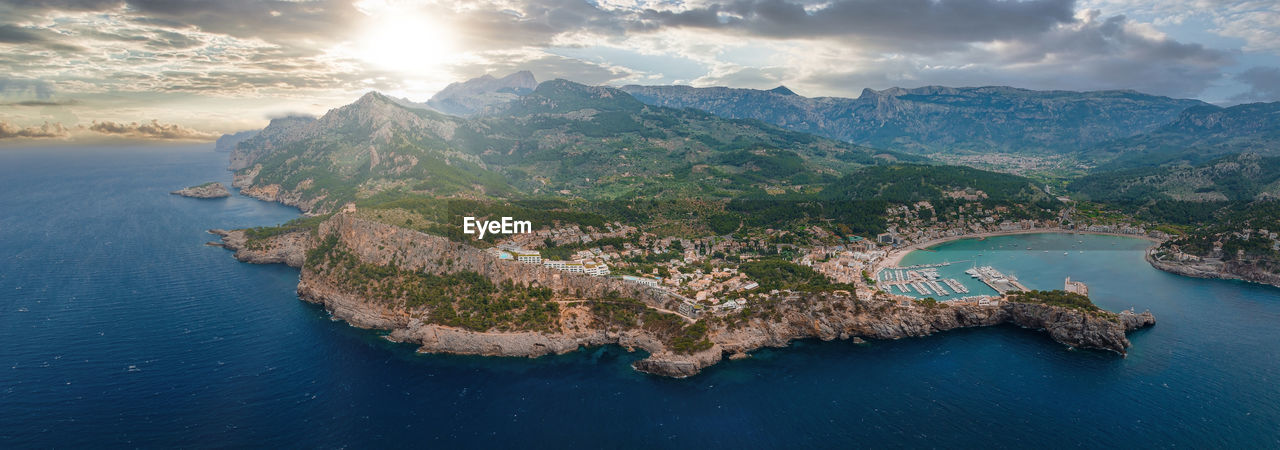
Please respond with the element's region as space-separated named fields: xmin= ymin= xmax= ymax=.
xmin=876 ymin=265 xmax=972 ymax=298
xmin=964 ymin=266 xmax=1028 ymax=294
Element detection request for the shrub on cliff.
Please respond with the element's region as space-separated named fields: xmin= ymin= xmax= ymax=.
xmin=1008 ymin=290 xmax=1100 ymax=312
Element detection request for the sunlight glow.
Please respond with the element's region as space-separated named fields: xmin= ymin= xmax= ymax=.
xmin=353 ymin=2 xmax=457 ymax=77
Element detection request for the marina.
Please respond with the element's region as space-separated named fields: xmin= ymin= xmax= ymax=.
xmin=876 ymin=265 xmax=976 ymax=298
xmin=964 ymin=266 xmax=1029 ymax=294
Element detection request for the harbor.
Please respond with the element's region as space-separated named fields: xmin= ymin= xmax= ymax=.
xmin=876 ymin=266 xmax=974 ymax=297
xmin=964 ymin=266 xmax=1030 ymax=294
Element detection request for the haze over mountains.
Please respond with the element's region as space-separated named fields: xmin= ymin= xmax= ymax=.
xmin=424 ymin=71 xmax=538 ymax=117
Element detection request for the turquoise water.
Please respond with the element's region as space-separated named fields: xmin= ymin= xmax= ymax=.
xmin=894 ymin=234 xmax=1156 ymax=299
xmin=2 ymin=146 xmax=1279 ymax=447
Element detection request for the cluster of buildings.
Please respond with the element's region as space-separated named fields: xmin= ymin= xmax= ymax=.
xmin=501 ymin=222 xmax=637 ymax=249
xmin=471 ymin=195 xmax=1182 ymax=319
xmin=491 ymin=245 xmax=612 ymax=277
xmin=674 ymin=267 xmax=758 ymax=302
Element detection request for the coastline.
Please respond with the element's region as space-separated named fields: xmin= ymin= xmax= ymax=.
xmin=874 ymin=228 xmax=1163 ymax=274
xmin=214 ymin=215 xmax=1156 ymax=377
xmin=1145 ymin=248 xmax=1280 ymax=289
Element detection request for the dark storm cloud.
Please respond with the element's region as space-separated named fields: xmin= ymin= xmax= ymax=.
xmin=636 ymin=0 xmax=1078 ymax=47
xmin=1232 ymin=67 xmax=1280 ymax=103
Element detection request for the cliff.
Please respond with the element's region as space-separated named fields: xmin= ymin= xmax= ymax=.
xmin=217 ymin=214 xmax=1155 ymax=378
xmin=1146 ymin=248 xmax=1280 ymax=288
xmin=208 ymin=228 xmax=310 ymax=267
xmin=171 ymin=182 xmax=229 ymax=199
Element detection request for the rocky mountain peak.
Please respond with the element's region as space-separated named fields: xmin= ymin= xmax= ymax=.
xmin=427 ymin=71 xmax=539 ymax=117
xmin=768 ymin=85 xmax=798 ymax=96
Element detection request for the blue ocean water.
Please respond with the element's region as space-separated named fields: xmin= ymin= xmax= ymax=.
xmin=2 ymin=146 xmax=1278 ymax=448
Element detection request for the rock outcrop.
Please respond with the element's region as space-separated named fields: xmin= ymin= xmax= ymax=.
xmin=217 ymin=214 xmax=1156 ymax=378
xmin=171 ymin=182 xmax=230 ymax=199
xmin=208 ymin=228 xmax=310 ymax=267
xmin=1147 ymin=249 xmax=1280 ymax=288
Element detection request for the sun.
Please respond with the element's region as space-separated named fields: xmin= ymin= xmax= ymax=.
xmin=353 ymin=4 xmax=457 ymax=76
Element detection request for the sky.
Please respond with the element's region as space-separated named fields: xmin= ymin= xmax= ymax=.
xmin=2 ymin=0 xmax=1279 ymax=143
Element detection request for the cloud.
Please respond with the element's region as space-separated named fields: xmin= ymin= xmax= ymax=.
xmin=1081 ymin=0 xmax=1280 ymax=54
xmin=0 ymin=121 xmax=70 ymax=139
xmin=637 ymin=0 xmax=1078 ymax=50
xmin=0 ymin=77 xmax=56 ymax=99
xmin=0 ymin=23 xmax=84 ymax=51
xmin=450 ymin=53 xmax=634 ymax=88
xmin=971 ymin=12 xmax=1233 ymax=97
xmin=1 ymin=99 xmax=79 ymax=106
xmin=1232 ymin=66 xmax=1280 ymax=103
xmin=0 ymin=0 xmax=1261 ymax=129
xmin=88 ymin=119 xmax=218 ymax=140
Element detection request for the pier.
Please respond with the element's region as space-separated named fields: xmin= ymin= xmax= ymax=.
xmin=875 ymin=265 xmax=972 ymax=298
xmin=965 ymin=266 xmax=1029 ymax=294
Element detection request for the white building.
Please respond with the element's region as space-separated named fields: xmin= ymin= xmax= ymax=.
xmin=514 ymin=250 xmax=542 ymax=264
xmin=583 ymin=261 xmax=610 ymax=276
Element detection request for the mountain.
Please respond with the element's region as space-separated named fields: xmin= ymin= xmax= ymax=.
xmin=214 ymin=130 xmax=259 ymax=153
xmin=228 ymin=115 xmax=315 ymax=170
xmin=768 ymin=86 xmax=797 ymax=96
xmin=619 ymin=84 xmax=1207 ymax=155
xmin=1072 ymin=152 xmax=1280 ymax=204
xmin=1085 ymin=102 xmax=1280 ymax=168
xmin=425 ymin=71 xmax=538 ymax=116
xmin=229 ymin=79 xmax=912 ymax=213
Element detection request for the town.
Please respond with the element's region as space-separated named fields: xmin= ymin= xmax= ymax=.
xmin=479 ymin=200 xmax=1167 ymax=319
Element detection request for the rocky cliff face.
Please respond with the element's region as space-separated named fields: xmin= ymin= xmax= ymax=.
xmin=1001 ymin=302 xmax=1153 ymax=353
xmin=317 ymin=214 xmax=679 ymax=309
xmin=209 ymin=228 xmax=311 ymax=267
xmin=228 ymin=116 xmax=315 ymax=170
xmin=215 ymin=130 xmax=259 ymax=153
xmin=1147 ymin=249 xmax=1280 ymax=288
xmin=218 ymin=215 xmax=1155 ymax=378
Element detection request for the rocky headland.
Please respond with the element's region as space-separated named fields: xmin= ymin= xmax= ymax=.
xmin=215 ymin=213 xmax=1155 ymax=378
xmin=1146 ymin=248 xmax=1280 ymax=288
xmin=171 ymin=182 xmax=230 ymax=199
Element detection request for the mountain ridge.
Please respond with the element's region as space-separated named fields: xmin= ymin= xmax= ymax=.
xmin=620 ymin=84 xmax=1208 ymax=156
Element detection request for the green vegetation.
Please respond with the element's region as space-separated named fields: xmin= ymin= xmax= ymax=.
xmin=307 ymin=234 xmax=561 ymax=332
xmin=738 ymin=259 xmax=852 ymax=292
xmin=1008 ymin=290 xmax=1102 ymax=314
xmin=914 ymin=297 xmax=945 ymax=310
xmin=582 ymin=293 xmax=712 ymax=354
xmin=245 ymin=214 xmax=332 ymax=249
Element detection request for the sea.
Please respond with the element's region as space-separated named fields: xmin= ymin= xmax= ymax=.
xmin=2 ymin=145 xmax=1278 ymax=448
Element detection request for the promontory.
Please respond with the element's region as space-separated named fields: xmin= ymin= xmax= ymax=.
xmin=172 ymin=182 xmax=230 ymax=199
